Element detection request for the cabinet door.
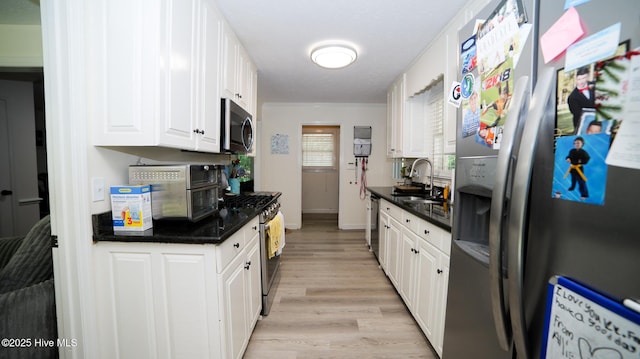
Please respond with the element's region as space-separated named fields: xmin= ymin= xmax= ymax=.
xmin=220 ymin=253 xmax=248 ymax=359
xmin=385 ymin=216 xmax=402 ymax=287
xmin=197 ymin=0 xmax=222 ymax=152
xmin=90 ymin=0 xmax=163 ymax=146
xmin=245 ymin=231 xmax=262 ymax=327
xmin=161 ymin=252 xmax=212 ymax=358
xmin=403 ymin=92 xmax=432 ymax=158
xmin=158 ymin=0 xmax=201 ymax=149
xmin=235 ymin=46 xmax=250 ymax=110
xmin=386 ymin=75 xmax=405 ymax=158
xmin=94 ymin=242 xmax=222 ymax=358
xmin=413 ymin=237 xmax=440 ymax=344
xmin=94 ymin=249 xmax=158 ymax=358
xmin=221 ymin=21 xmax=239 ymax=101
xmin=378 ymin=211 xmax=388 ymax=271
xmin=398 ymin=228 xmax=417 ymax=309
xmin=433 ymin=254 xmax=450 ymax=357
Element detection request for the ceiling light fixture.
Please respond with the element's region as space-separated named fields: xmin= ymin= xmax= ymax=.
xmin=310 ymin=45 xmax=357 ymax=69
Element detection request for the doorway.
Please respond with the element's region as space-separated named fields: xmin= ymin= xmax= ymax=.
xmin=0 ymin=71 xmax=48 ymax=236
xmin=301 ymin=125 xmax=339 ymax=227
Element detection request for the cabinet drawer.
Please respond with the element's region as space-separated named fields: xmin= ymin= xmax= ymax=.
xmin=419 ymin=220 xmax=443 ymax=250
xmin=402 ymin=211 xmax=420 ymax=234
xmin=381 ymin=200 xmax=402 ymax=221
xmin=216 ymin=230 xmax=246 ymax=273
xmin=244 ymin=217 xmax=260 ymax=243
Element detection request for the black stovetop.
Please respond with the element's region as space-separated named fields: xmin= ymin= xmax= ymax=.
xmin=220 ymin=193 xmax=275 ymax=210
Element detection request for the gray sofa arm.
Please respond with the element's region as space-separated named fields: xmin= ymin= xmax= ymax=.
xmin=0 ymin=236 xmax=23 ymax=270
xmin=0 ymin=278 xmax=58 ymax=358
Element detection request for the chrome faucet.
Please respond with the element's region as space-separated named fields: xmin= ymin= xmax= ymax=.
xmin=409 ymin=158 xmax=433 ymax=196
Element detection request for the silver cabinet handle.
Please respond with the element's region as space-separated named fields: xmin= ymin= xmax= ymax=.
xmin=489 ymin=75 xmax=530 ymax=351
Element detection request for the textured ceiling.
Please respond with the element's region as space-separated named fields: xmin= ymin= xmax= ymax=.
xmin=2 ymin=0 xmax=470 ymax=105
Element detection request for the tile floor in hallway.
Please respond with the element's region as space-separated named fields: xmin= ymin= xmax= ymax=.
xmin=243 ymin=213 xmax=438 ymax=359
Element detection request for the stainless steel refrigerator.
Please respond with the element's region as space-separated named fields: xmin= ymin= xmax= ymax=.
xmin=443 ymin=0 xmax=640 ymax=358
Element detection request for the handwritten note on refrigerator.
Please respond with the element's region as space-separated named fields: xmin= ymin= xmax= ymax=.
xmin=606 ymin=53 xmax=640 ymax=169
xmin=542 ymin=276 xmax=640 ymax=359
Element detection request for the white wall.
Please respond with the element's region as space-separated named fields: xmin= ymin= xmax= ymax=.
xmin=88 ymin=146 xmax=233 ymax=214
xmin=258 ymin=103 xmax=393 ymax=230
xmin=0 ymin=24 xmax=43 ymax=67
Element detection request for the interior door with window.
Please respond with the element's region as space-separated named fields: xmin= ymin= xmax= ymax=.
xmin=301 ymin=125 xmax=340 ymax=215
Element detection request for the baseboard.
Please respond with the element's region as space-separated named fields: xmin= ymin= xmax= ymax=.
xmin=339 ymin=224 xmax=366 ymax=230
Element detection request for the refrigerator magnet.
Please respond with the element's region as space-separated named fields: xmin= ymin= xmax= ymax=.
xmin=461 ymin=35 xmax=477 ymax=75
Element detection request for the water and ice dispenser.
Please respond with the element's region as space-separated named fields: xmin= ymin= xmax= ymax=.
xmin=453 ymin=156 xmax=498 ymax=265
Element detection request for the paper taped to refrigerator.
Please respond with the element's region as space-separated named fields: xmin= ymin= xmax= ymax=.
xmin=542 ymin=276 xmax=640 ymax=359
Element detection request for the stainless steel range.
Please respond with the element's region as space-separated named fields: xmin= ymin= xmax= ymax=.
xmin=258 ymin=197 xmax=281 ymax=316
xmin=223 ymin=192 xmax=282 ymax=316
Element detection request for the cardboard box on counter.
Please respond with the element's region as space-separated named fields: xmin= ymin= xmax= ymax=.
xmin=110 ymin=185 xmax=152 ymax=231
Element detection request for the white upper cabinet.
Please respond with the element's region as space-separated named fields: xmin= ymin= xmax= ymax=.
xmin=161 ymin=0 xmax=208 ymax=150
xmin=89 ymin=0 xmax=253 ymax=153
xmin=197 ymin=0 xmax=224 ymax=152
xmin=386 ymin=74 xmax=405 ymax=158
xmin=220 ymin=22 xmax=256 ymax=115
xmin=404 ymin=90 xmax=434 ymax=158
xmin=387 ymin=0 xmax=495 ymax=159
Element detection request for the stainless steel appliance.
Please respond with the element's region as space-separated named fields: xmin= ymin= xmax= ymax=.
xmin=369 ymin=193 xmax=380 ymax=260
xmin=221 ymin=98 xmax=254 ymax=153
xmin=223 ymin=192 xmax=282 ymax=316
xmin=259 ymin=198 xmax=282 ymax=316
xmin=129 ymin=164 xmax=220 ymax=222
xmin=444 ymin=1 xmax=640 ymax=358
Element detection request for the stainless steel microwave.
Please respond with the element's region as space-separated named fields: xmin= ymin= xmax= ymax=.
xmin=129 ymin=164 xmax=220 ymax=222
xmin=221 ymin=98 xmax=254 ymax=153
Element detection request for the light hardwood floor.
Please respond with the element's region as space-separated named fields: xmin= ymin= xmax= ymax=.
xmin=243 ymin=213 xmax=438 ymax=359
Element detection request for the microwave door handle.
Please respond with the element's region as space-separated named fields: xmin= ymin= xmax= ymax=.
xmin=508 ymin=67 xmax=556 ymax=359
xmin=223 ymin=100 xmax=231 ymax=149
xmin=488 ymin=75 xmax=530 ymax=351
xmin=242 ymin=117 xmax=254 ymax=151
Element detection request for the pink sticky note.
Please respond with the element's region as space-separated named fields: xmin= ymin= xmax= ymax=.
xmin=540 ymin=7 xmax=585 ymax=63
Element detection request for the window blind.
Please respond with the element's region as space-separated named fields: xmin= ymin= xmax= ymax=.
xmin=427 ymin=80 xmax=446 ymax=173
xmin=302 ymin=133 xmax=335 ymax=168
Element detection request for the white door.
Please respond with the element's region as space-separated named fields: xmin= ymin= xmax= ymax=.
xmin=0 ymin=80 xmax=41 ymax=236
xmin=0 ymin=98 xmax=13 ymax=236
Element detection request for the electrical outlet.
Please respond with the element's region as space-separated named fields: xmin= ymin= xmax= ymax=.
xmin=92 ymin=177 xmax=105 ymax=202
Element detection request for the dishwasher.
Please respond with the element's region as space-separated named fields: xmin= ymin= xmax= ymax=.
xmin=369 ymin=193 xmax=380 ymax=261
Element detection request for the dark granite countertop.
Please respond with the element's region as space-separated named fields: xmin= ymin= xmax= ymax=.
xmin=367 ymin=186 xmax=452 ymax=232
xmin=93 ymin=193 xmax=280 ymax=244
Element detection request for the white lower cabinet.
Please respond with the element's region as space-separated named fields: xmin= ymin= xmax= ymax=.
xmin=219 ymin=222 xmax=261 ymax=359
xmin=412 ymin=230 xmax=450 ymax=357
xmin=94 ymin=217 xmax=261 ymax=359
xmin=379 ymin=201 xmax=450 ymax=358
xmin=379 ymin=199 xmax=402 ymax=285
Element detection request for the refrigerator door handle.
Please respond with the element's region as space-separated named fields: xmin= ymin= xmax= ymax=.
xmin=489 ymin=75 xmax=530 ymax=351
xmin=508 ymin=67 xmax=556 ymax=359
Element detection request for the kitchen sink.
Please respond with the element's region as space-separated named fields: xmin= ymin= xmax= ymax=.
xmin=398 ymin=196 xmax=432 ymax=202
xmin=401 ymin=198 xmax=443 ymax=206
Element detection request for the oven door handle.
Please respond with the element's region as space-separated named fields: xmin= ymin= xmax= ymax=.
xmin=264 ymin=223 xmax=271 ymax=230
